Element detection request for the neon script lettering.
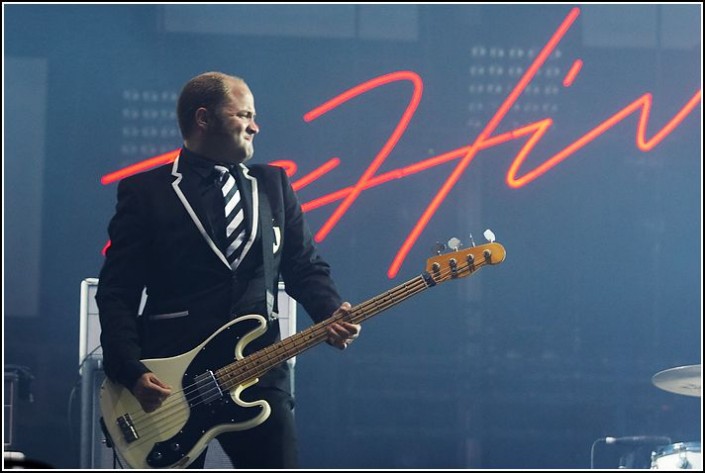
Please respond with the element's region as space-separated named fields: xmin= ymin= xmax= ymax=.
xmin=101 ymin=7 xmax=701 ymax=278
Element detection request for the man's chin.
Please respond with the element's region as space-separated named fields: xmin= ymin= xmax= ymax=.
xmin=229 ymin=146 xmax=254 ymax=164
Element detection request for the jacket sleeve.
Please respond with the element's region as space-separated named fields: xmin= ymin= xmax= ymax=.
xmin=277 ymin=167 xmax=343 ymax=322
xmin=95 ymin=177 xmax=151 ymax=389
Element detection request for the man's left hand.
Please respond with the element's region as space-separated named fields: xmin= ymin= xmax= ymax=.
xmin=326 ymin=302 xmax=361 ymax=350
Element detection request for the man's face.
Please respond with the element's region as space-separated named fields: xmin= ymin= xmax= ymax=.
xmin=207 ymin=80 xmax=259 ymax=163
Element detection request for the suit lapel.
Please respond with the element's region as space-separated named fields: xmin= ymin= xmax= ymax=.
xmin=170 ymin=154 xmax=231 ymax=270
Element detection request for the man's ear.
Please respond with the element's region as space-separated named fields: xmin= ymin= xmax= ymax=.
xmin=194 ymin=107 xmax=209 ymax=131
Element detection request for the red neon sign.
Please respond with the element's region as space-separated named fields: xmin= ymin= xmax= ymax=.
xmin=101 ymin=7 xmax=701 ymax=278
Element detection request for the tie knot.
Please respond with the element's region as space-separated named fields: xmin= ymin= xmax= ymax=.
xmin=214 ymin=165 xmax=232 ymax=185
xmin=214 ymin=164 xmax=230 ymax=175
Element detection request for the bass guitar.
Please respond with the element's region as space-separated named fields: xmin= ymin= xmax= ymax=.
xmin=100 ymin=241 xmax=506 ymax=468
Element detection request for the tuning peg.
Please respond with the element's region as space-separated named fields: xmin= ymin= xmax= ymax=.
xmin=468 ymin=233 xmax=476 ymax=247
xmin=483 ymin=229 xmax=496 ymax=243
xmin=432 ymin=241 xmax=447 ymax=255
xmin=447 ymin=237 xmax=462 ymax=251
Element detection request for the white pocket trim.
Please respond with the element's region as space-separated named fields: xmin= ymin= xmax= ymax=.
xmin=149 ymin=310 xmax=189 ymax=320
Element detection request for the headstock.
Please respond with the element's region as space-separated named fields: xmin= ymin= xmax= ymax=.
xmin=425 ymin=232 xmax=506 ymax=284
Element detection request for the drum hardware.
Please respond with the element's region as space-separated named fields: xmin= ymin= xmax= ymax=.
xmin=647 ymin=365 xmax=701 ymax=469
xmin=651 ymin=442 xmax=702 ymax=470
xmin=591 ymin=436 xmax=671 ymax=469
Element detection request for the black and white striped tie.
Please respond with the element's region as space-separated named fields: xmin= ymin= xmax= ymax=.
xmin=215 ymin=165 xmax=246 ymax=268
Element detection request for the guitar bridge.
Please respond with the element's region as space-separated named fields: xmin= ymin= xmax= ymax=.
xmin=194 ymin=370 xmax=224 ymax=404
xmin=116 ymin=413 xmax=139 ymax=443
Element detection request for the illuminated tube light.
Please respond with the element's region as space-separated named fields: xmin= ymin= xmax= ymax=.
xmin=304 ymin=71 xmax=424 ymax=243
xmin=563 ymin=59 xmax=583 ymax=87
xmin=101 ymin=149 xmax=180 ymax=185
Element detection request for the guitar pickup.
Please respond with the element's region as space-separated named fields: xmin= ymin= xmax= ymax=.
xmin=194 ymin=370 xmax=224 ymax=404
xmin=117 ymin=413 xmax=139 ymax=444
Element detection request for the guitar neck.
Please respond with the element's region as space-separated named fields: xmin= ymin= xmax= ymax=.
xmin=215 ymin=273 xmax=431 ymax=389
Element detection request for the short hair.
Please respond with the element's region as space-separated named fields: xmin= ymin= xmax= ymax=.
xmin=177 ymin=72 xmax=244 ymax=138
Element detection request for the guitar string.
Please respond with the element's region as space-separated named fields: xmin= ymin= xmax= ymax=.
xmin=125 ymin=271 xmax=434 ymax=430
xmin=215 ymin=275 xmax=433 ymax=387
xmin=125 ymin=276 xmax=434 ymax=453
xmin=132 ymin=268 xmax=438 ymax=428
xmin=116 ymin=256 xmax=490 ymax=457
xmin=123 ymin=274 xmax=433 ymax=450
xmin=117 ymin=256 xmax=487 ymax=455
xmin=121 ymin=256 xmax=486 ymax=452
xmin=123 ymin=273 xmax=436 ymax=452
xmin=123 ymin=274 xmax=429 ymax=434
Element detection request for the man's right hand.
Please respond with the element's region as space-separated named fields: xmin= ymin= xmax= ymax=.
xmin=132 ymin=372 xmax=172 ymax=413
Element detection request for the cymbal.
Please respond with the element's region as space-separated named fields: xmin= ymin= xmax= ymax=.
xmin=652 ymin=364 xmax=701 ymax=397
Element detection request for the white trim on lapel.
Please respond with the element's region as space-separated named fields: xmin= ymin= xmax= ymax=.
xmin=234 ymin=163 xmax=259 ymax=270
xmin=170 ymin=154 xmax=231 ymax=270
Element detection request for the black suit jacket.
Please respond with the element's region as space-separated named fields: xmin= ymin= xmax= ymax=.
xmin=96 ymin=151 xmax=342 ymax=391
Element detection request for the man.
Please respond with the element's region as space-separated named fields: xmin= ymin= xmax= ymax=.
xmin=96 ymin=71 xmax=360 ymax=468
